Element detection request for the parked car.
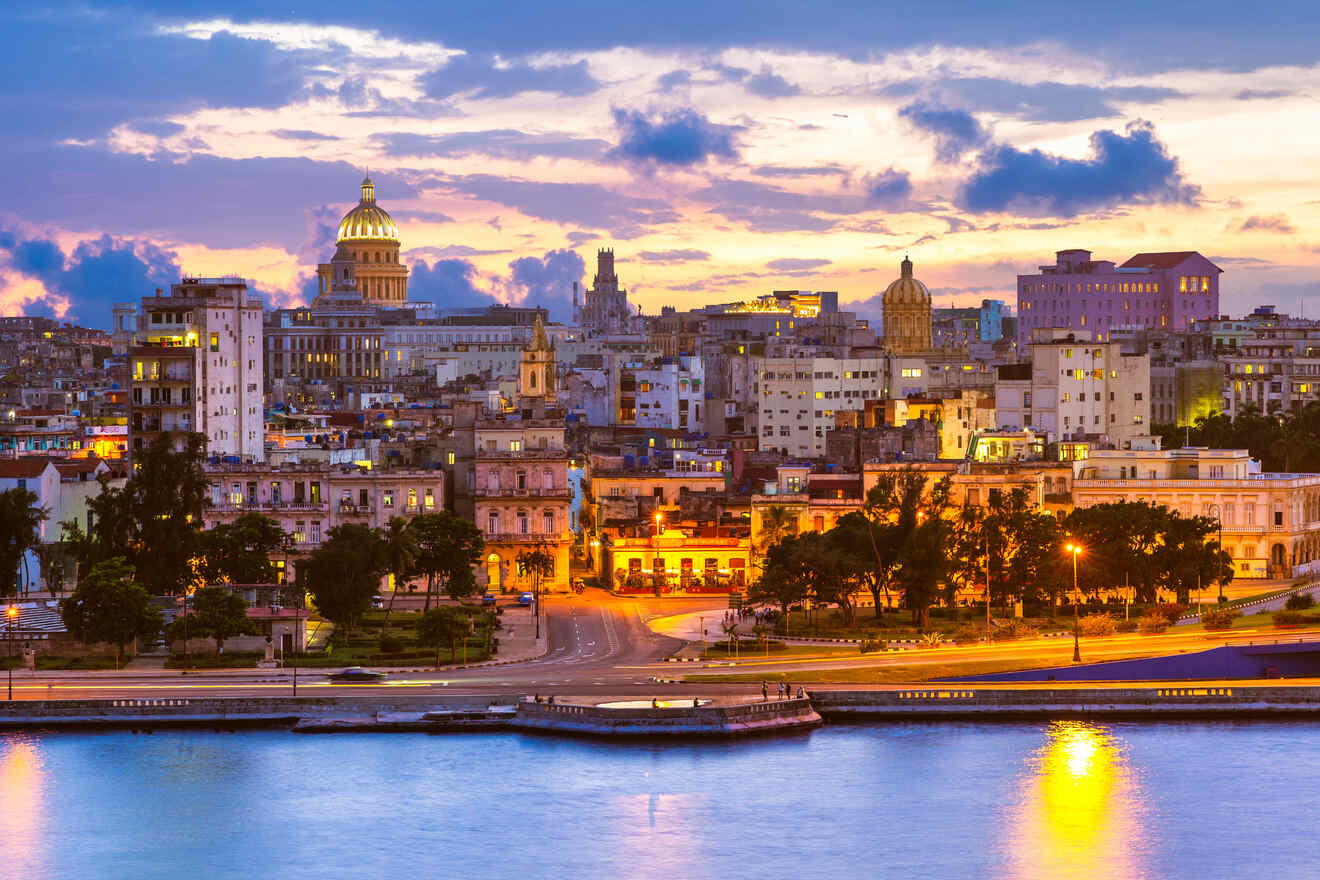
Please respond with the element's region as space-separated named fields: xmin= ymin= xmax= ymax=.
xmin=370 ymin=594 xmax=385 ymax=609
xmin=519 ymin=592 xmax=535 ymax=606
xmin=481 ymin=594 xmax=497 ymax=606
xmin=328 ymin=667 xmax=385 ymax=683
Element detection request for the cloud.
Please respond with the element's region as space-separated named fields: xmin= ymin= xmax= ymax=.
xmin=656 ymin=69 xmax=692 ymax=91
xmin=883 ymin=77 xmax=1185 ymax=123
xmin=408 ymin=244 xmax=511 ymax=258
xmin=0 ymin=229 xmax=181 ymax=328
xmin=507 ymin=249 xmax=585 ymax=321
xmin=864 ymin=168 xmax=914 ymax=207
xmin=1237 ymin=214 xmax=1296 ymax=234
xmin=419 ymin=53 xmax=599 ymax=100
xmin=745 ymin=66 xmax=800 ymax=98
xmin=447 ymin=174 xmax=682 ymax=230
xmin=373 ymin=130 xmax=608 ymax=161
xmin=566 ymin=231 xmax=599 ymax=245
xmin=1235 ymin=88 xmax=1293 ymax=100
xmin=638 ymin=249 xmax=711 ymax=263
xmin=766 ymin=258 xmax=831 ymax=271
xmin=610 ymin=107 xmax=739 ymax=167
xmin=753 ymin=164 xmax=850 ymax=179
xmin=272 ymin=129 xmax=341 ymax=141
xmin=958 ymin=120 xmax=1201 ymax=216
xmin=898 ymin=101 xmax=989 ymax=163
xmin=407 ymin=257 xmax=500 ymax=311
xmin=391 ymin=210 xmax=456 ymax=224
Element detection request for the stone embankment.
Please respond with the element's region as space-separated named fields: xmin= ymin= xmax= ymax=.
xmin=511 ymin=698 xmax=820 ymax=737
xmin=809 ymin=685 xmax=1320 ymax=719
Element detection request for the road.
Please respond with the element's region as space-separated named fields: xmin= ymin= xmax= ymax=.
xmin=6 ymin=589 xmax=1320 ymax=701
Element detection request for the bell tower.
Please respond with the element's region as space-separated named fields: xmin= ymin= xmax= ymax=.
xmin=519 ymin=314 xmax=556 ymax=404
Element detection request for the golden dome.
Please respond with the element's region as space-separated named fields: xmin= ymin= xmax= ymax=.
xmin=336 ymin=176 xmax=400 ymax=243
xmin=882 ymin=255 xmax=930 ymax=307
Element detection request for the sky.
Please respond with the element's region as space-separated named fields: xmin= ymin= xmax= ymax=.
xmin=1 ymin=1 xmax=1318 ymax=329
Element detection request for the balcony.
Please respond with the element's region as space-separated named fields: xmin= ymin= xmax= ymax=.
xmin=208 ymin=500 xmax=328 ymax=513
xmin=482 ymin=530 xmax=567 ymax=544
xmin=475 ymin=487 xmax=573 ymax=499
xmin=475 ymin=449 xmax=567 ymax=460
xmin=336 ymin=503 xmax=374 ymax=516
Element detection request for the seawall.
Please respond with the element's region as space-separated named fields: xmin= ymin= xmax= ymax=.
xmin=511 ymin=698 xmax=821 ymax=737
xmin=809 ymin=685 xmax=1320 ymax=719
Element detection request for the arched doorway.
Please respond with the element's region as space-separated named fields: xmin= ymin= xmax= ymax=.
xmin=1271 ymin=543 xmax=1288 ymax=578
xmin=486 ymin=553 xmax=501 ymax=590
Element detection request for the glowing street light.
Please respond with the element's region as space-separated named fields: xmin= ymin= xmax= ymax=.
xmin=1065 ymin=543 xmax=1083 ymax=663
xmin=6 ymin=605 xmax=18 ymax=701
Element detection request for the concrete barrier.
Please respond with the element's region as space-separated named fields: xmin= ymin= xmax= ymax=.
xmin=809 ymin=686 xmax=1320 ymax=719
xmin=512 ymin=698 xmax=821 ymax=737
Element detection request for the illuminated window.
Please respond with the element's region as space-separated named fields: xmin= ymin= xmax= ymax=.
xmin=408 ymin=488 xmax=418 ymax=509
xmin=209 ymin=333 xmax=220 ymax=352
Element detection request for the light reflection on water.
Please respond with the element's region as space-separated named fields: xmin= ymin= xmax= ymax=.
xmin=1001 ymin=721 xmax=1146 ymax=880
xmin=0 ymin=736 xmax=44 ymax=876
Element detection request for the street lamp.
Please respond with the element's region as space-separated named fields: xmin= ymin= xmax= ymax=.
xmin=1065 ymin=543 xmax=1083 ymax=663
xmin=6 ymin=605 xmax=18 ymax=701
xmin=654 ymin=511 xmax=663 ymax=535
xmin=1208 ymin=503 xmax=1225 ymax=603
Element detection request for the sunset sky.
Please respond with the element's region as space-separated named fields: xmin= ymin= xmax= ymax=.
xmin=2 ymin=1 xmax=1318 ymax=329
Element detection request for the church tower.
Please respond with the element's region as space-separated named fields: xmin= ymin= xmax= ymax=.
xmin=881 ymin=255 xmax=933 ymax=354
xmin=518 ymin=314 xmax=556 ymax=403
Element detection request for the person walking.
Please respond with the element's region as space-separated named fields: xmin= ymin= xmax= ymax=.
xmin=796 ymin=686 xmax=805 ymax=699
xmin=761 ymin=681 xmax=769 ymax=701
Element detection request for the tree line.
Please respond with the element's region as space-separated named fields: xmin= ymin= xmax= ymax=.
xmin=752 ymin=471 xmax=1233 ymax=629
xmin=1158 ymin=401 xmax=1320 ymax=473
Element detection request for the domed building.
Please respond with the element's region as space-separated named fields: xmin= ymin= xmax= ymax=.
xmin=881 ymin=255 xmax=932 ymax=354
xmin=314 ymin=176 xmax=409 ymax=306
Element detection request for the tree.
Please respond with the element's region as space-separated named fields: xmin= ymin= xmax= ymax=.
xmin=301 ymin=524 xmax=385 ymax=637
xmin=1159 ymin=513 xmax=1233 ymax=604
xmin=175 ymin=586 xmax=257 ymax=655
xmin=517 ymin=543 xmax=555 ymax=596
xmin=200 ymin=513 xmax=291 ymax=585
xmin=0 ymin=488 xmax=45 ymax=597
xmin=59 ymin=557 xmax=162 ymax=664
xmin=750 ymin=536 xmax=811 ymax=628
xmin=378 ymin=516 xmax=419 ymax=639
xmin=33 ymin=541 xmax=70 ymax=596
xmin=756 ymin=504 xmax=796 ymax=560
xmin=408 ymin=512 xmax=484 ymax=609
xmin=417 ymin=605 xmax=471 ymax=667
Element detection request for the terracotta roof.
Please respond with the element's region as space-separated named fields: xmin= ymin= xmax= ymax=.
xmin=0 ymin=459 xmax=55 ymax=478
xmin=51 ymin=458 xmax=106 ymax=477
xmin=1120 ymin=252 xmax=1222 ymax=272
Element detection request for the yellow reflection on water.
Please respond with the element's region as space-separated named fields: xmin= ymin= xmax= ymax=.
xmin=1002 ymin=721 xmax=1144 ymax=880
xmin=0 ymin=738 xmax=44 ymax=874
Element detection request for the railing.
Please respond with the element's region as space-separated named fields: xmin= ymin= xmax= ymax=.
xmin=476 ymin=487 xmax=572 ymax=498
xmin=484 ymin=530 xmax=564 ymax=543
xmin=475 ymin=449 xmax=567 ymax=460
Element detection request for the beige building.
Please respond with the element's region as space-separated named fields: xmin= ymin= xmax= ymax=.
xmin=606 ymin=531 xmax=751 ymax=595
xmin=885 ymin=390 xmax=996 ymax=460
xmin=996 ymin=329 xmax=1150 ymax=448
xmin=473 ymin=319 xmax=574 ymax=592
xmin=881 ymin=256 xmax=932 ymax=354
xmin=1074 ymin=447 xmax=1320 ymax=580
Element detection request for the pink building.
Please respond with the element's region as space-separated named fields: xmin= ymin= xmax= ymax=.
xmin=1017 ymin=250 xmax=1221 ymax=348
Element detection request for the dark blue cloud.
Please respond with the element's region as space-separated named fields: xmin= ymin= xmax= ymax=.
xmin=958 ymin=120 xmax=1201 ymax=216
xmin=373 ymin=130 xmax=608 ymax=161
xmin=865 ymin=169 xmax=913 ymax=207
xmin=898 ymin=102 xmax=989 ymax=162
xmin=1235 ymin=88 xmax=1293 ymax=100
xmin=611 ymin=108 xmax=739 ymax=166
xmin=407 ymin=258 xmax=499 ymax=311
xmin=128 ymin=120 xmax=186 ymax=138
xmin=2 ymin=13 xmax=319 ymax=144
xmin=7 ymin=146 xmax=420 ymax=250
xmin=447 ymin=174 xmax=682 ymax=230
xmin=1237 ymin=214 xmax=1295 ymax=233
xmin=272 ymin=129 xmax=342 ymax=141
xmin=1 ymin=229 xmax=181 ymax=328
xmin=745 ymin=67 xmax=800 ymax=98
xmin=656 ymin=69 xmax=692 ymax=91
xmin=419 ymin=53 xmax=599 ymax=100
xmin=766 ymin=258 xmax=831 ymax=271
xmin=508 ymin=249 xmax=585 ymax=321
xmin=887 ymin=78 xmax=1185 ymax=123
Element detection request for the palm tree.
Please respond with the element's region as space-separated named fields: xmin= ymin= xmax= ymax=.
xmin=757 ymin=504 xmax=795 ymax=565
xmin=0 ymin=489 xmax=46 ymax=597
xmin=378 ymin=517 xmax=419 ymax=640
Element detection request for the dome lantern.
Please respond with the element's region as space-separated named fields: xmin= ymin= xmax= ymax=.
xmin=336 ymin=175 xmax=400 ymax=243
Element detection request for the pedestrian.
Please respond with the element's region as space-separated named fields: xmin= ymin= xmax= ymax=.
xmin=776 ymin=682 xmax=784 ymax=698
xmin=693 ymin=697 xmax=700 ymax=707
xmin=761 ymin=681 xmax=768 ymax=701
xmin=796 ymin=686 xmax=805 ymax=699
xmin=652 ymin=697 xmax=660 ymax=709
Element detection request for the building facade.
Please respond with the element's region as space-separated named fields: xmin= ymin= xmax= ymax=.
xmin=314 ymin=176 xmax=409 ymax=306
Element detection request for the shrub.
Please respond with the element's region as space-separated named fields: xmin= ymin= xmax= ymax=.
xmin=1200 ymin=607 xmax=1241 ymax=631
xmin=951 ymin=626 xmax=982 ymax=645
xmin=859 ymin=638 xmax=888 ymax=654
xmin=919 ymin=631 xmax=945 ymax=648
xmin=1272 ymin=610 xmax=1307 ymax=626
xmin=990 ymin=621 xmax=1038 ymax=642
xmin=1115 ymin=619 xmax=1139 ymax=634
xmin=1079 ymin=613 xmax=1116 ymax=637
xmin=1138 ymin=609 xmax=1169 ymax=634
xmin=1154 ymin=603 xmax=1190 ymax=625
xmin=1285 ymin=593 xmax=1316 ymax=611
xmin=378 ymin=634 xmax=405 ymax=653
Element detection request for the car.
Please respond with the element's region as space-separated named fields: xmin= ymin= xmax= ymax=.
xmin=328 ymin=667 xmax=386 ymax=683
xmin=481 ymin=593 xmax=497 ymax=606
xmin=519 ymin=592 xmax=535 ymax=606
xmin=370 ymin=594 xmax=385 ymax=609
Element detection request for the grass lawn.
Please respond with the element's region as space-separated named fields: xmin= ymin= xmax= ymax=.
xmin=165 ymin=651 xmax=263 ymax=669
xmin=700 ymin=643 xmax=855 ymax=660
xmin=27 ymin=655 xmax=130 ymax=671
xmin=300 ymin=608 xmax=495 ymax=667
xmin=774 ymin=607 xmax=1076 ymax=640
xmin=1177 ymin=607 xmax=1320 ymax=636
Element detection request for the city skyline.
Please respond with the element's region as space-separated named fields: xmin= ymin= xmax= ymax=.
xmin=3 ymin=1 xmax=1319 ymax=330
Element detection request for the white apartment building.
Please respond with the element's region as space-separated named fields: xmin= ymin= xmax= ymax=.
xmin=1074 ymin=446 xmax=1320 ymax=580
xmin=131 ymin=277 xmax=264 ymax=461
xmin=758 ymin=357 xmax=895 ymax=457
xmin=995 ymin=329 xmax=1150 ymax=448
xmin=622 ymin=356 xmax=705 ymax=430
xmin=1220 ymin=328 xmax=1320 ymax=417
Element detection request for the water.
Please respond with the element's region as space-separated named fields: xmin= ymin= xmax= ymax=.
xmin=0 ymin=722 xmax=1311 ymax=879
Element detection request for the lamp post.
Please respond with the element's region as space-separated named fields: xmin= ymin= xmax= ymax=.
xmin=1208 ymin=503 xmax=1225 ymax=603
xmin=1065 ymin=543 xmax=1083 ymax=663
xmin=6 ymin=605 xmax=18 ymax=701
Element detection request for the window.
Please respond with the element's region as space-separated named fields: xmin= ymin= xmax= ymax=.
xmin=517 ymin=512 xmax=529 ymax=535
xmin=408 ymin=488 xmax=418 ymax=509
xmin=310 ymin=521 xmax=321 ymax=544
xmin=209 ymin=333 xmax=220 ymax=352
xmin=294 ymin=521 xmax=306 ymax=544
xmin=425 ymin=488 xmax=435 ymax=510
xmin=543 ymin=511 xmax=554 ymax=533
xmin=447 ymin=451 xmax=455 ymax=466
xmin=383 ymin=490 xmax=394 ymax=509
xmin=516 ymin=470 xmax=527 ymax=490
xmin=510 ymin=440 xmax=523 ymax=453
xmin=1245 ymin=503 xmax=1255 ymax=525
xmin=487 ymin=512 xmax=499 ymax=534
